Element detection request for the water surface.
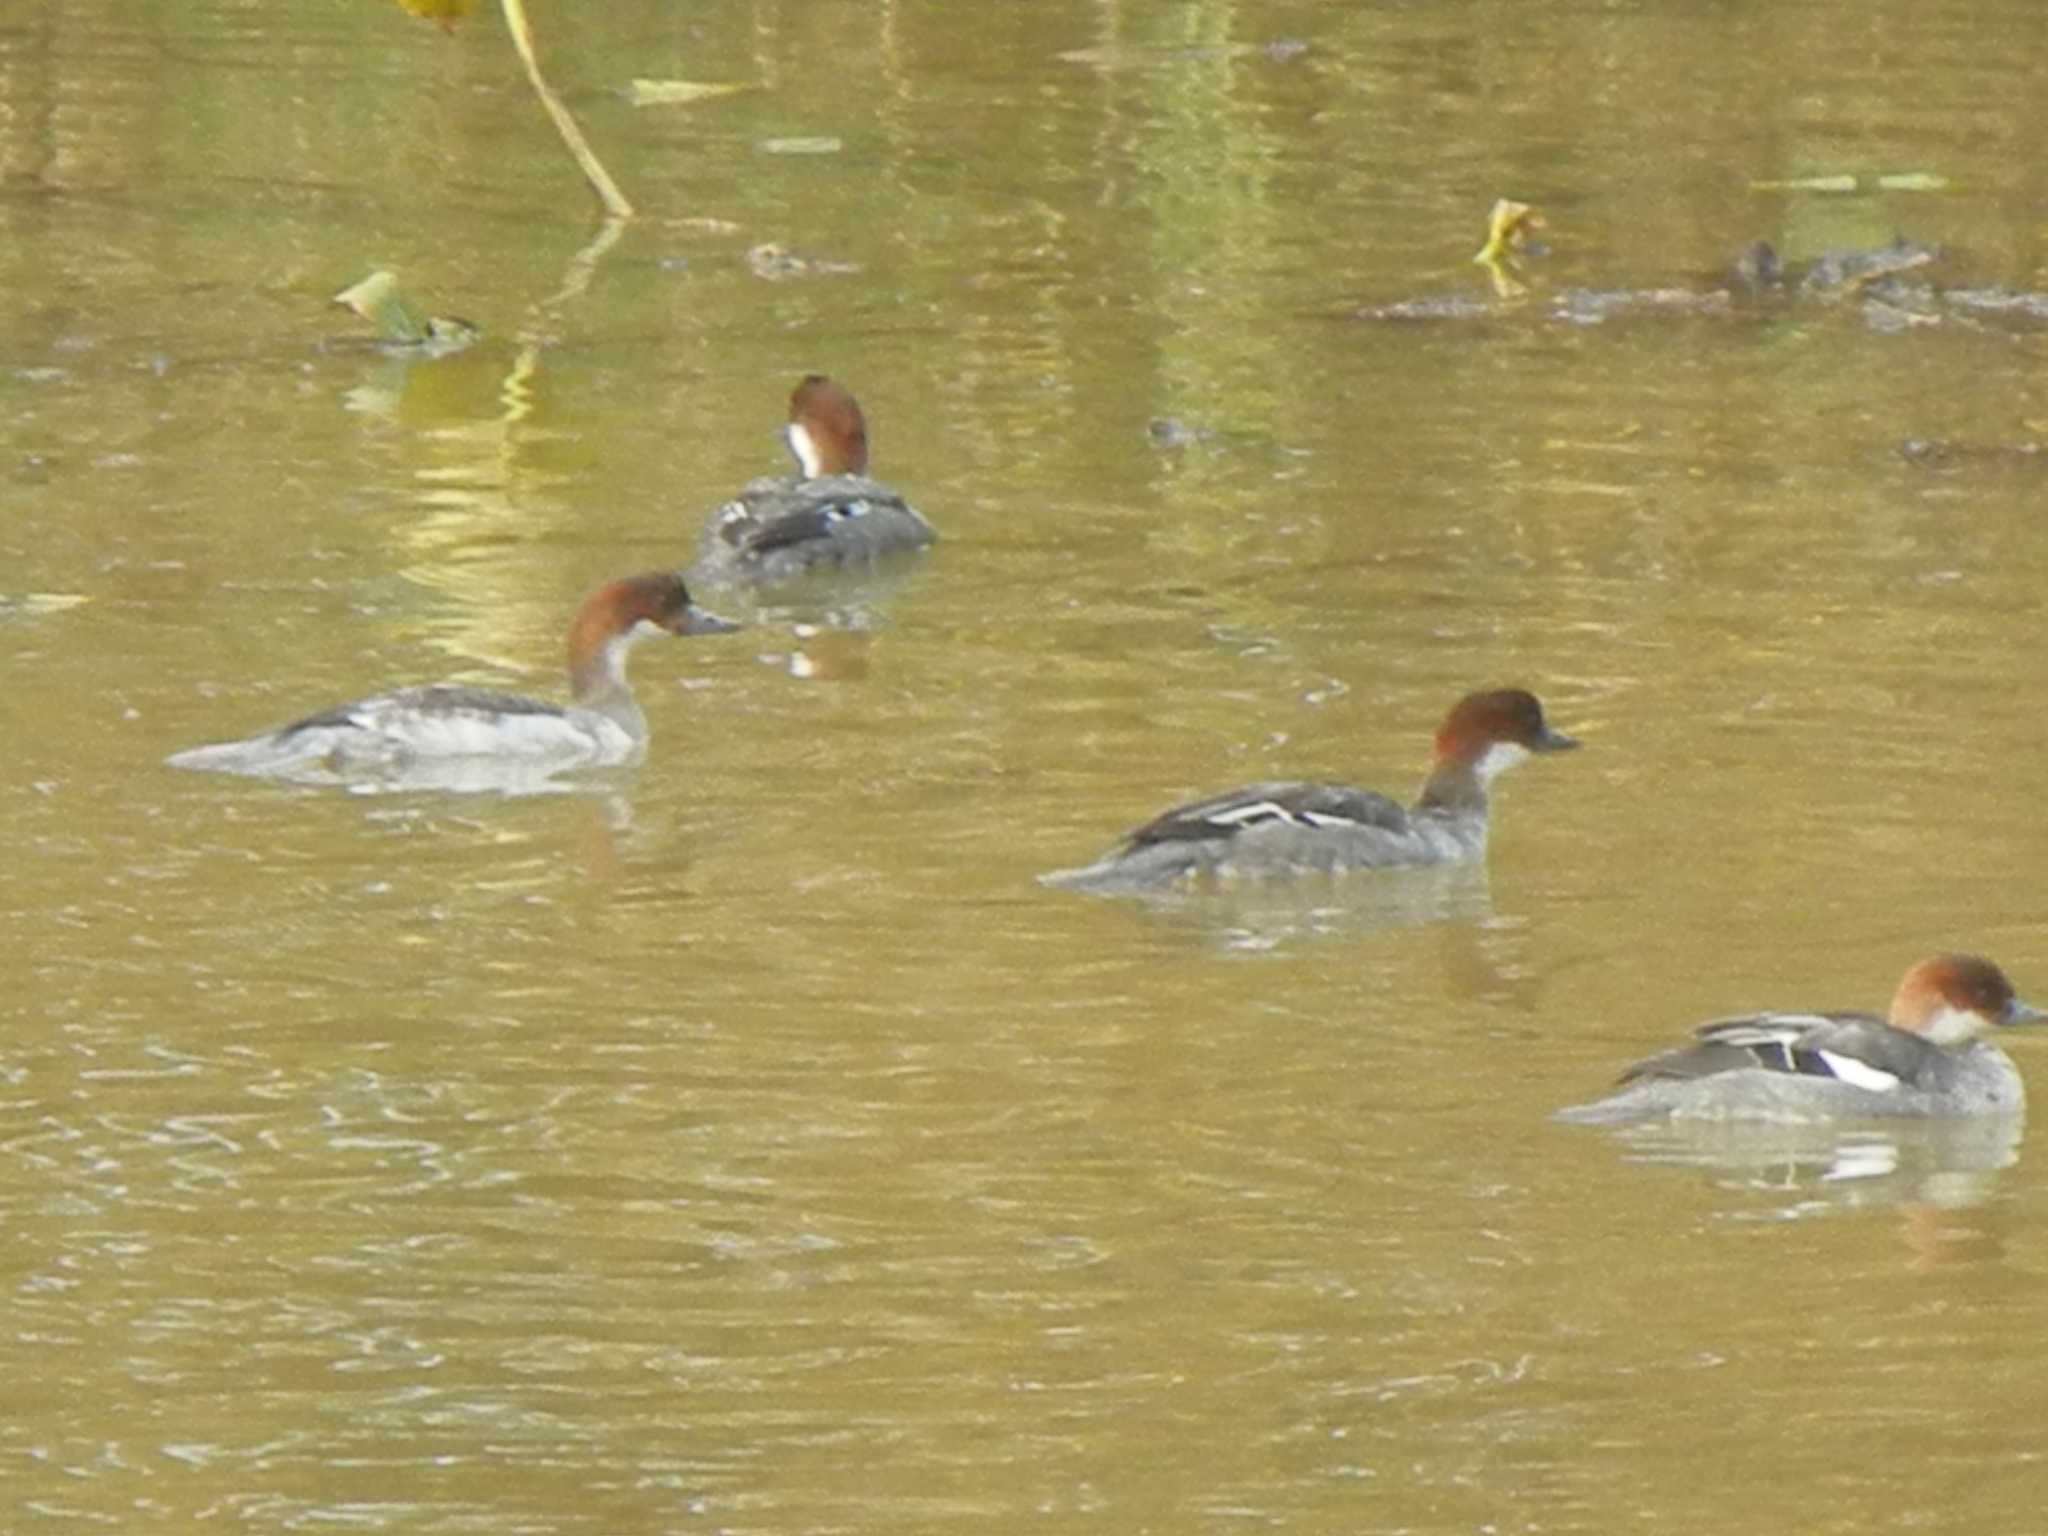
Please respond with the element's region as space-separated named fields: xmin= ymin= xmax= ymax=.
xmin=6 ymin=1 xmax=2048 ymax=1531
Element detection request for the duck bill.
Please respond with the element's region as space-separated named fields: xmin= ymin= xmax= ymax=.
xmin=2000 ymin=996 xmax=2048 ymax=1028
xmin=679 ymin=603 xmax=742 ymax=636
xmin=1536 ymin=727 xmax=1580 ymax=753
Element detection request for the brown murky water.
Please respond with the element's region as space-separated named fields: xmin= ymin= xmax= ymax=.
xmin=6 ymin=1 xmax=2048 ymax=1530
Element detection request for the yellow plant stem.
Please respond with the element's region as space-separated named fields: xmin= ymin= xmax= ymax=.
xmin=500 ymin=0 xmax=634 ymax=219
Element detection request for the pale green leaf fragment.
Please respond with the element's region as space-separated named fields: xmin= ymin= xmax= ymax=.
xmin=334 ymin=270 xmax=429 ymax=345
xmin=628 ymin=78 xmax=748 ymax=107
xmin=5 ymin=593 xmax=90 ymax=616
xmin=1751 ymin=172 xmax=1951 ymax=194
xmin=1057 ymin=41 xmax=1300 ymax=68
xmin=1751 ymin=175 xmax=1861 ymax=193
xmin=758 ymin=137 xmax=843 ymax=156
xmin=332 ymin=270 xmax=477 ymax=353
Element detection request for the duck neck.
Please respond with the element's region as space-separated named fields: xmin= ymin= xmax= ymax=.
xmin=1415 ymin=757 xmax=1488 ymax=817
xmin=570 ymin=634 xmax=648 ymax=740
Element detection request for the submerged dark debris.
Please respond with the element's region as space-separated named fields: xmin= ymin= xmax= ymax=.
xmin=1364 ymin=209 xmax=2048 ymax=335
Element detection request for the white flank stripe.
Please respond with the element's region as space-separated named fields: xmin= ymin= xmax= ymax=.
xmin=1816 ymin=1051 xmax=1901 ymax=1093
xmin=1208 ymin=800 xmax=1289 ymax=828
xmin=1299 ymin=810 xmax=1361 ymax=829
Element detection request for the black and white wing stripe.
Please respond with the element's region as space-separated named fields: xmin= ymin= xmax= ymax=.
xmin=1621 ymin=1010 xmax=1943 ymax=1094
xmin=1121 ymin=780 xmax=1409 ymax=851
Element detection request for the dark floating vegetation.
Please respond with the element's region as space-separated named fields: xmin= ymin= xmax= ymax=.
xmin=332 ymin=270 xmax=480 ymax=355
xmin=1363 ymin=199 xmax=2048 ymax=335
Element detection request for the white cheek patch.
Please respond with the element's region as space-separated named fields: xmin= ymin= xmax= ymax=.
xmin=1920 ymin=1003 xmax=1987 ymax=1047
xmin=1816 ymin=1051 xmax=1902 ymax=1093
xmin=1470 ymin=740 xmax=1532 ymax=785
xmin=786 ymin=422 xmax=822 ymax=478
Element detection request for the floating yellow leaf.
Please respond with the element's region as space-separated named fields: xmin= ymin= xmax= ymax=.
xmin=628 ymin=79 xmax=748 ymax=107
xmin=1472 ymin=198 xmax=1543 ymax=265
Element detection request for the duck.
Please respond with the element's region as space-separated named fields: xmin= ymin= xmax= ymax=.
xmin=166 ymin=571 xmax=735 ymax=788
xmin=691 ymin=374 xmax=935 ymax=586
xmin=1555 ymin=954 xmax=2047 ymax=1123
xmin=1042 ymin=687 xmax=1578 ymax=892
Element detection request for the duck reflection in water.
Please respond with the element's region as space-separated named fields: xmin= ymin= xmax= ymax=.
xmin=1107 ymin=859 xmax=1497 ymax=954
xmin=1583 ymin=1114 xmax=2024 ymax=1268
